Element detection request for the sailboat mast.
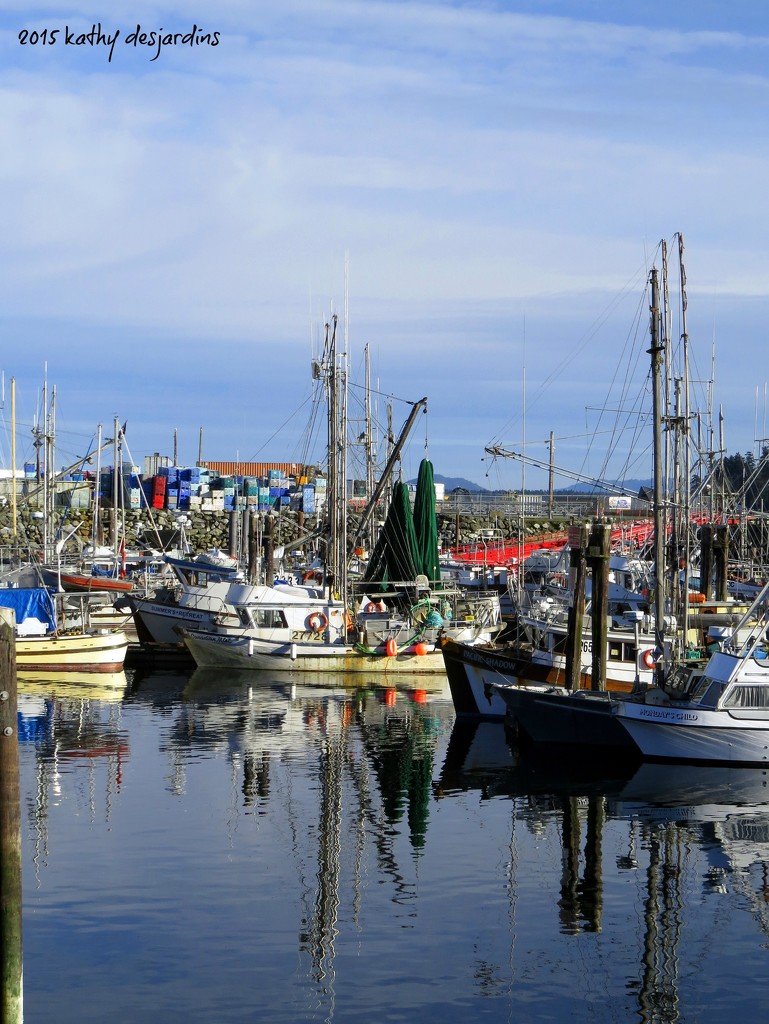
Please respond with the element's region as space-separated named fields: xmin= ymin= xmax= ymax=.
xmin=649 ymin=268 xmax=666 ymax=664
xmin=113 ymin=416 xmax=120 ymax=557
xmin=677 ymin=233 xmax=692 ymax=650
xmin=340 ymin=269 xmax=349 ymax=605
xmin=42 ymin=373 xmax=49 ymax=561
xmin=93 ymin=423 xmax=102 ymax=551
xmin=10 ymin=378 xmax=16 ymax=540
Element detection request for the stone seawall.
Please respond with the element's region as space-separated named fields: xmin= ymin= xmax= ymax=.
xmin=0 ymin=504 xmax=570 ymax=557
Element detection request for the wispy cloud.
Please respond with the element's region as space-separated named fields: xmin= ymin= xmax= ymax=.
xmin=1 ymin=1 xmax=769 ymax=479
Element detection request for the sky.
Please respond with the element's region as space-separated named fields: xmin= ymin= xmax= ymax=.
xmin=2 ymin=0 xmax=769 ymax=491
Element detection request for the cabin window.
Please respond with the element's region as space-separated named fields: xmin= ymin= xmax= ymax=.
xmin=689 ymin=675 xmax=726 ymax=707
xmin=253 ymin=608 xmax=287 ymax=628
xmin=722 ymin=685 xmax=769 ymax=710
xmin=237 ymin=607 xmax=255 ymax=628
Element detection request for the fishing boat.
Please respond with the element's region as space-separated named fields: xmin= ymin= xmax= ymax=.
xmin=0 ymin=587 xmax=128 ymax=672
xmin=612 ymin=634 xmax=769 ymax=766
xmin=179 ymin=568 xmax=499 ymax=673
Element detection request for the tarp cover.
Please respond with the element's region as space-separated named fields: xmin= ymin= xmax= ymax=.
xmin=362 ymin=481 xmax=419 ymax=589
xmin=412 ymin=458 xmax=441 ymax=583
xmin=0 ymin=588 xmax=56 ymax=632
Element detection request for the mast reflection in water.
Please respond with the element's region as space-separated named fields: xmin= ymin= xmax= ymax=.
xmin=17 ymin=668 xmax=769 ymax=1023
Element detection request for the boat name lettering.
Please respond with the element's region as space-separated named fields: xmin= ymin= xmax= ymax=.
xmin=638 ymin=707 xmax=700 ymax=722
xmin=150 ymin=605 xmax=205 ymax=621
xmin=463 ymin=649 xmax=514 ymax=671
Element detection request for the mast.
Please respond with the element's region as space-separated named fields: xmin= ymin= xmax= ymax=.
xmin=92 ymin=423 xmax=102 ymax=550
xmin=365 ymin=346 xmax=375 ymax=509
xmin=648 ymin=268 xmax=666 ymax=671
xmin=112 ymin=416 xmax=120 ymax=557
xmin=340 ymin=266 xmax=350 ymax=605
xmin=10 ymin=378 xmax=16 ymax=540
xmin=677 ymin=233 xmax=692 ymax=651
xmin=349 ymin=397 xmax=428 ymax=556
xmin=50 ymin=384 xmax=56 ymax=556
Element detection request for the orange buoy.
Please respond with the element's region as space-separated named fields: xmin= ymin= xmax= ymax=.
xmin=385 ymin=637 xmax=398 ymax=657
xmin=411 ymin=689 xmax=427 ymax=704
xmin=414 ymin=641 xmax=429 ymax=657
xmin=384 ymin=687 xmax=397 ymax=706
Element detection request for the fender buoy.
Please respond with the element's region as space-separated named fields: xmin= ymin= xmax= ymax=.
xmin=385 ymin=637 xmax=397 ymax=657
xmin=641 ymin=649 xmax=656 ymax=669
xmin=365 ymin=601 xmax=385 ymax=613
xmin=307 ymin=612 xmax=328 ymax=633
xmin=414 ymin=641 xmax=429 ymax=657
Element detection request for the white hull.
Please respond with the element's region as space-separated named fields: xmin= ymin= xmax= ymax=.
xmin=131 ymin=600 xmax=220 ymax=645
xmin=615 ymin=701 xmax=769 ymax=765
xmin=182 ymin=629 xmax=448 ymax=674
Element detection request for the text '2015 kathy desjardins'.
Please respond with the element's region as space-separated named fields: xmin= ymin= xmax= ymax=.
xmin=17 ymin=23 xmax=221 ymax=63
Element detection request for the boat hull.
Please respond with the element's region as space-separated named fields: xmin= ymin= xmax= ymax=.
xmin=494 ymin=683 xmax=637 ymax=751
xmin=614 ymin=702 xmax=769 ymax=765
xmin=15 ymin=630 xmax=129 ymax=672
xmin=181 ymin=630 xmax=448 ymax=673
xmin=440 ymin=637 xmax=637 ymax=719
xmin=42 ymin=569 xmax=133 ymax=594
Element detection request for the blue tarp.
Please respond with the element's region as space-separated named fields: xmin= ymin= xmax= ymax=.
xmin=0 ymin=588 xmax=56 ymax=631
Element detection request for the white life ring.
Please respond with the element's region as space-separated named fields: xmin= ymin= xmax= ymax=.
xmin=307 ymin=612 xmax=328 ymax=633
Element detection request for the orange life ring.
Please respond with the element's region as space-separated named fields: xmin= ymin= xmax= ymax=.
xmin=365 ymin=601 xmax=385 ymax=613
xmin=303 ymin=570 xmax=322 ymax=583
xmin=307 ymin=612 xmax=328 ymax=632
xmin=641 ymin=649 xmax=656 ymax=669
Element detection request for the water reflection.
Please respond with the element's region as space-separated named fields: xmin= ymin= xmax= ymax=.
xmin=437 ymin=721 xmax=769 ymax=1020
xmin=16 ymin=669 xmax=769 ymax=1024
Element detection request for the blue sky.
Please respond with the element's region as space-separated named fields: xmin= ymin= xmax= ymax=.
xmin=2 ymin=1 xmax=769 ymax=491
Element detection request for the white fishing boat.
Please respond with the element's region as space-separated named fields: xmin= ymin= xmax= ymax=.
xmin=179 ymin=576 xmax=499 ymax=674
xmin=613 ymin=646 xmax=769 ymax=765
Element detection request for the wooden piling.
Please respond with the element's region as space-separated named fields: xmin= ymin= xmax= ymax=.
xmin=565 ymin=524 xmax=588 ymax=691
xmin=587 ymin=522 xmax=611 ymax=692
xmin=0 ymin=607 xmax=22 ymax=1024
xmin=699 ymin=524 xmax=713 ymax=600
xmin=713 ymin=525 xmax=729 ymax=602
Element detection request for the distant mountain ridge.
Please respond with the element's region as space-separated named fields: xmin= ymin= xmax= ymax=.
xmin=428 ymin=474 xmax=486 ymax=492
xmin=410 ymin=475 xmax=652 ymax=495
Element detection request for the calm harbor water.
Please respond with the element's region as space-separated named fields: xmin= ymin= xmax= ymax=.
xmin=15 ymin=666 xmax=769 ymax=1023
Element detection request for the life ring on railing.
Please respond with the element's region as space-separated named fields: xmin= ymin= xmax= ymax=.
xmin=303 ymin=570 xmax=323 ymax=584
xmin=307 ymin=612 xmax=328 ymax=632
xmin=365 ymin=601 xmax=385 ymax=613
xmin=641 ymin=649 xmax=656 ymax=669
